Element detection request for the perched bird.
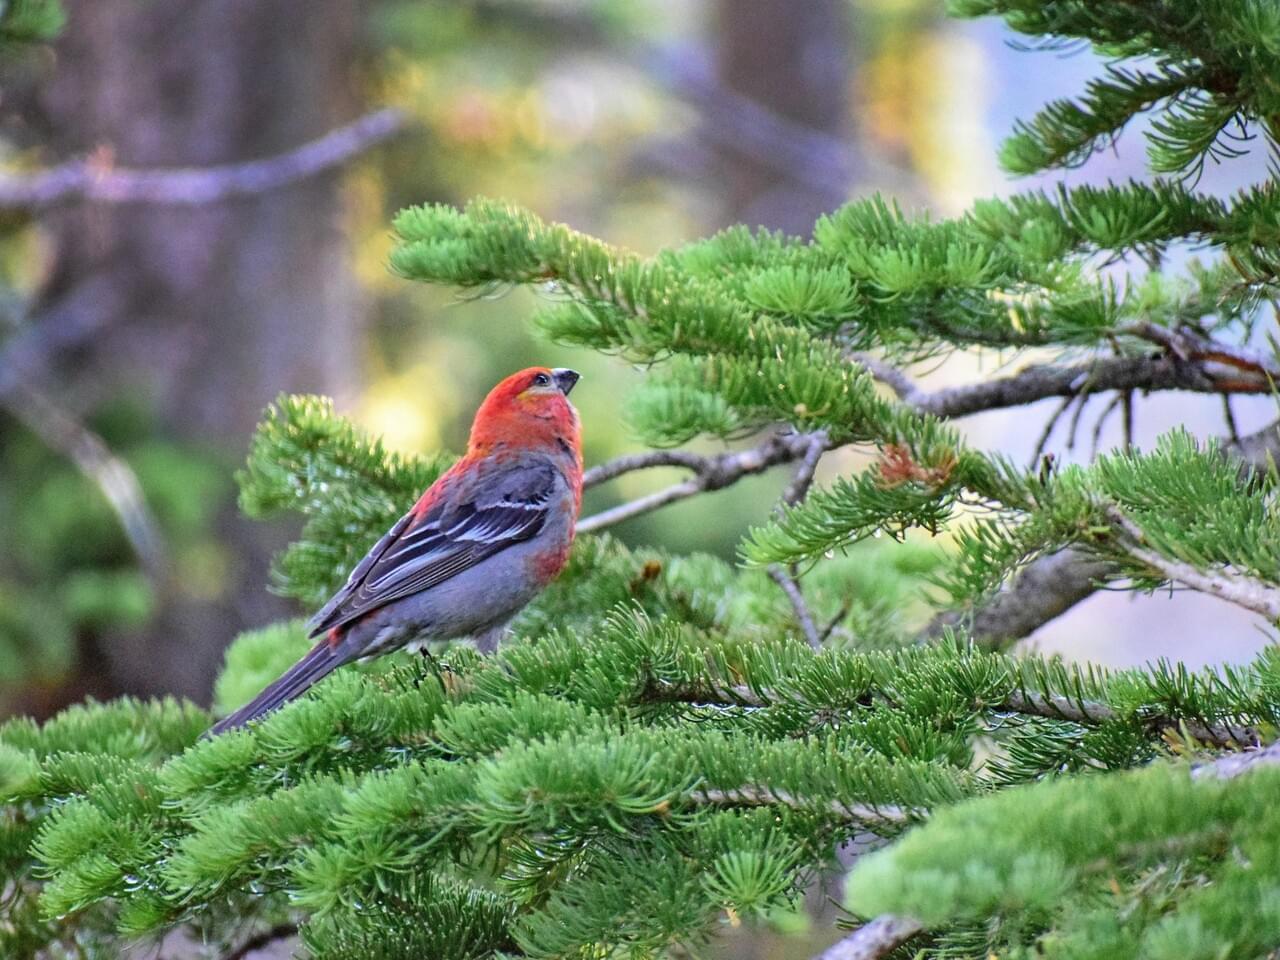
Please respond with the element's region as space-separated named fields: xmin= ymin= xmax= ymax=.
xmin=209 ymin=366 xmax=583 ymax=735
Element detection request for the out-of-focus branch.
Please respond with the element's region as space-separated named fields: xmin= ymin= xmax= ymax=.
xmin=697 ymin=787 xmax=914 ymax=829
xmin=0 ymin=108 xmax=407 ymax=210
xmin=1193 ymin=738 xmax=1280 ymax=780
xmin=578 ymin=431 xmax=830 ymax=533
xmin=920 ymin=547 xmax=1113 ymax=650
xmin=812 ymin=915 xmax=924 ymax=960
xmin=5 ymin=382 xmax=166 ymax=577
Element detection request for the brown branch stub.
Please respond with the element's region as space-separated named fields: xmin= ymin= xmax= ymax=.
xmin=0 ymin=108 xmax=407 ymax=210
xmin=814 ymin=915 xmax=925 ymax=960
xmin=875 ymin=443 xmax=957 ymax=490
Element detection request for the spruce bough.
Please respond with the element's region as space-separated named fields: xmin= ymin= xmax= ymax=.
xmin=6 ymin=1 xmax=1280 ymax=957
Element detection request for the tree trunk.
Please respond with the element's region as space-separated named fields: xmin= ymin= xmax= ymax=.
xmin=25 ymin=0 xmax=363 ymax=704
xmin=713 ymin=0 xmax=853 ymax=233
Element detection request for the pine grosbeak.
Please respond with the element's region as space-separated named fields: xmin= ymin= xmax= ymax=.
xmin=210 ymin=366 xmax=582 ymax=734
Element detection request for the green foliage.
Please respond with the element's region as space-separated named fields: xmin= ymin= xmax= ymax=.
xmin=948 ymin=0 xmax=1280 ymax=179
xmin=0 ymin=0 xmax=64 ymax=48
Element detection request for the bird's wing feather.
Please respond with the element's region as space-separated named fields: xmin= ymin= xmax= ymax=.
xmin=307 ymin=458 xmax=557 ymax=638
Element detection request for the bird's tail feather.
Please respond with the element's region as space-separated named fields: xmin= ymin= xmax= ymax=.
xmin=206 ymin=640 xmax=346 ymax=737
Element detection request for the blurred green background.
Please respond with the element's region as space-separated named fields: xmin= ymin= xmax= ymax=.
xmin=1 ymin=0 xmax=1274 ymax=729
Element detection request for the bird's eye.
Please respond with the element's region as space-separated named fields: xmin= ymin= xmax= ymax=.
xmin=532 ymin=373 xmax=551 ymax=387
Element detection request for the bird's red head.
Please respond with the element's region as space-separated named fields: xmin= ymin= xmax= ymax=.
xmin=467 ymin=367 xmax=582 ymax=460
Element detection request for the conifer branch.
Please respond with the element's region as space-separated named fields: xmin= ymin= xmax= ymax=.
xmin=578 ymin=431 xmax=830 ymax=533
xmin=925 ymin=416 xmax=1280 ymax=648
xmin=1001 ymin=688 xmax=1261 ymax=748
xmin=1106 ymin=508 xmax=1280 ymax=623
xmin=853 ymin=347 xmax=1272 ymax=421
xmin=813 ymin=914 xmax=924 ymax=960
xmin=0 ymin=108 xmax=406 ymax=210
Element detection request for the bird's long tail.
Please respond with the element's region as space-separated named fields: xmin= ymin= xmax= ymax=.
xmin=206 ymin=638 xmax=348 ymax=737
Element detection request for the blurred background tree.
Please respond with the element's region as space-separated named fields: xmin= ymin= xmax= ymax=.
xmin=0 ymin=0 xmax=955 ymax=716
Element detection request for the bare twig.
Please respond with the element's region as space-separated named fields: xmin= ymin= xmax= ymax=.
xmin=847 ymin=352 xmax=922 ymax=405
xmin=1107 ymin=508 xmax=1280 ymax=622
xmin=5 ymin=382 xmax=166 ymax=577
xmin=582 ymin=449 xmax=713 ymax=488
xmin=578 ymin=431 xmax=830 ymax=533
xmin=0 ymin=108 xmax=407 ymax=210
xmin=780 ymin=430 xmax=829 ymax=507
xmin=766 ymin=431 xmax=831 ymax=648
xmin=221 ymin=923 xmax=298 ymax=960
xmin=813 ymin=915 xmax=924 ymax=960
xmin=768 ymin=565 xmax=823 ymax=648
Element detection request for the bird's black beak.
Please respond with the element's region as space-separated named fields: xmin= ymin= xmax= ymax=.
xmin=552 ymin=368 xmax=580 ymax=396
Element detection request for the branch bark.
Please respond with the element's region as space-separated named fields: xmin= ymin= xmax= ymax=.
xmin=853 ymin=348 xmax=1274 ymax=420
xmin=813 ymin=915 xmax=924 ymax=960
xmin=579 ymin=430 xmax=829 ymax=533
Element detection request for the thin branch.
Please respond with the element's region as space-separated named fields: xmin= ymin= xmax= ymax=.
xmin=221 ymin=923 xmax=298 ymax=960
xmin=767 ymin=431 xmax=830 ymax=648
xmin=5 ymin=382 xmax=166 ymax=577
xmin=768 ymin=565 xmax=823 ymax=648
xmin=813 ymin=915 xmax=924 ymax=960
xmin=578 ymin=431 xmax=829 ymax=533
xmin=847 ymin=352 xmax=922 ymax=405
xmin=780 ymin=429 xmax=829 ymax=507
xmin=0 ymin=108 xmax=407 ymax=210
xmin=1107 ymin=507 xmax=1280 ymax=622
xmin=582 ymin=449 xmax=712 ymax=488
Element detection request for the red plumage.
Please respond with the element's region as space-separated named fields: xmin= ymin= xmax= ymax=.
xmin=208 ymin=366 xmax=583 ymax=735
